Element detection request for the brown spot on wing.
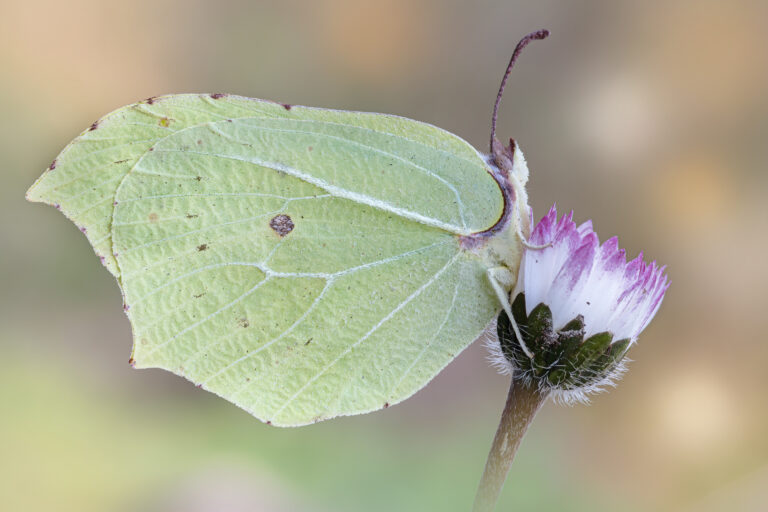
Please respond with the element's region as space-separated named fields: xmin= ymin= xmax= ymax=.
xmin=88 ymin=121 xmax=99 ymax=131
xmin=148 ymin=212 xmax=159 ymax=223
xmin=269 ymin=214 xmax=294 ymax=236
xmin=196 ymin=244 xmax=208 ymax=251
xmin=210 ymin=93 xmax=227 ymax=99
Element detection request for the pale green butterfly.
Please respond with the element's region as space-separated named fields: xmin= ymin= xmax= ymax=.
xmin=26 ymin=31 xmax=548 ymax=426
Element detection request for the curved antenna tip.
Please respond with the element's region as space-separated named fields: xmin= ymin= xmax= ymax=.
xmin=490 ymin=29 xmax=551 ymax=154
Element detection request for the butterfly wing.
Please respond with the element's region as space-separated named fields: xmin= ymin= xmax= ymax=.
xmin=28 ymin=94 xmax=508 ymax=425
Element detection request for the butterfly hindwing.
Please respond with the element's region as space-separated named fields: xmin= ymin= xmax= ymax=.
xmin=29 ymin=94 xmax=508 ymax=425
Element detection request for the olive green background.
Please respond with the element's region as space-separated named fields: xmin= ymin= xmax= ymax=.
xmin=2 ymin=1 xmax=766 ymax=511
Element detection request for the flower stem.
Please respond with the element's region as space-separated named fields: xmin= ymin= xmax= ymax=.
xmin=472 ymin=378 xmax=549 ymax=512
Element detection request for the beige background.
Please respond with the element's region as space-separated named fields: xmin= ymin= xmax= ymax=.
xmin=2 ymin=1 xmax=766 ymax=511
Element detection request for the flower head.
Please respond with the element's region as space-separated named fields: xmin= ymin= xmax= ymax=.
xmin=489 ymin=206 xmax=669 ymax=403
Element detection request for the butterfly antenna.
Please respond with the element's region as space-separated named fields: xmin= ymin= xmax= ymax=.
xmin=490 ymin=29 xmax=550 ymax=153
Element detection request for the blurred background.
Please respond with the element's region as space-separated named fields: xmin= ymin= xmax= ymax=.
xmin=2 ymin=1 xmax=767 ymax=511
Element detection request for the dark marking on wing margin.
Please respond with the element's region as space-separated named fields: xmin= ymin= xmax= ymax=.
xmin=270 ymin=214 xmax=294 ymax=236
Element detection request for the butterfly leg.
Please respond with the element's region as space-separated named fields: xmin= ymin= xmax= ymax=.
xmin=515 ymin=215 xmax=551 ymax=250
xmin=487 ymin=267 xmax=534 ymax=359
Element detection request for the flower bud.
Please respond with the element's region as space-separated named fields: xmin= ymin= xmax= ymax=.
xmin=490 ymin=206 xmax=669 ymax=403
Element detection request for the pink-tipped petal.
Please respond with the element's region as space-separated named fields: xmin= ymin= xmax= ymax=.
xmin=517 ymin=206 xmax=668 ymax=342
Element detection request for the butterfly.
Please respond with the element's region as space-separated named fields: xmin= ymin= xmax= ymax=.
xmin=26 ymin=31 xmax=548 ymax=426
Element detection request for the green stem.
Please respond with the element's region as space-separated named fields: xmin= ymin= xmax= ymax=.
xmin=472 ymin=378 xmax=549 ymax=512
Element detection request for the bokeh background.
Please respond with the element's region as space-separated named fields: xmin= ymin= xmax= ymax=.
xmin=2 ymin=1 xmax=767 ymax=511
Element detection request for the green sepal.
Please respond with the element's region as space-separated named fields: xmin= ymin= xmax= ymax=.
xmin=496 ymin=293 xmax=632 ymax=393
xmin=555 ymin=316 xmax=585 ymax=364
xmin=608 ymin=338 xmax=631 ymax=363
xmin=511 ymin=292 xmax=527 ymax=323
xmin=527 ymin=303 xmax=555 ymax=377
xmin=497 ymin=293 xmax=530 ymax=368
xmin=580 ymin=338 xmax=632 ymax=384
xmin=571 ymin=332 xmax=613 ymax=370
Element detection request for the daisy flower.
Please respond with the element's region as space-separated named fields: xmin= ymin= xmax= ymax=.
xmin=490 ymin=205 xmax=669 ymax=403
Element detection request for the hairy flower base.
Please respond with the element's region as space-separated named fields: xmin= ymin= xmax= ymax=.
xmin=495 ymin=293 xmax=630 ymax=403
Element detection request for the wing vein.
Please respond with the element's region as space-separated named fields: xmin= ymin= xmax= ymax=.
xmin=388 ymin=275 xmax=461 ymax=399
xmin=120 ymin=209 xmax=285 ymax=257
xmin=240 ymin=115 xmax=483 ymax=169
xmin=200 ymin=280 xmax=334 ymax=388
xmin=116 ymin=192 xmax=296 ymax=204
xmin=143 ymin=276 xmax=271 ymax=356
xmin=151 ymin=241 xmax=451 ymax=375
xmin=271 ymin=251 xmax=461 ymax=419
xmin=152 ymin=148 xmax=468 ymax=235
xmin=206 ymin=122 xmax=469 ymax=230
